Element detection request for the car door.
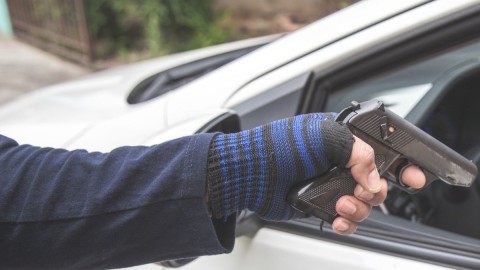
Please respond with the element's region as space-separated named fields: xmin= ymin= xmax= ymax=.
xmin=175 ymin=1 xmax=480 ymax=270
xmin=127 ymin=1 xmax=480 ymax=269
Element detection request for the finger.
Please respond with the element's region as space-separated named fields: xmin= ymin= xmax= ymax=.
xmin=335 ymin=195 xmax=372 ymax=223
xmin=332 ymin=217 xmax=357 ymax=235
xmin=346 ymin=136 xmax=382 ymax=193
xmin=354 ymin=178 xmax=388 ymax=206
xmin=401 ymin=164 xmax=426 ymax=189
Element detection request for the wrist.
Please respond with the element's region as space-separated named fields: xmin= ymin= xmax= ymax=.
xmin=206 ymin=113 xmax=354 ymax=221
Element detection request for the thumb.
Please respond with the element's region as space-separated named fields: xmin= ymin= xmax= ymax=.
xmin=346 ymin=136 xmax=382 ymax=193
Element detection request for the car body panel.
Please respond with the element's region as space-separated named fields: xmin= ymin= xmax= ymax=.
xmin=165 ymin=0 xmax=430 ymax=126
xmin=180 ymin=228 xmax=450 ymax=270
xmin=1 ymin=0 xmax=480 ymax=269
xmin=0 ymin=0 xmax=430 ymax=150
xmin=0 ymin=35 xmax=277 ymax=150
xmin=225 ymin=0 xmax=476 ymax=118
xmin=125 ymin=227 xmax=450 ymax=270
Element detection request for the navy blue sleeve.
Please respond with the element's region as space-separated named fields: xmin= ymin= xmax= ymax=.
xmin=0 ymin=134 xmax=235 ymax=269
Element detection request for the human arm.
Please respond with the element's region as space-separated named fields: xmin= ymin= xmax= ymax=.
xmin=0 ymin=134 xmax=228 ymax=269
xmin=0 ymin=112 xmax=426 ymax=269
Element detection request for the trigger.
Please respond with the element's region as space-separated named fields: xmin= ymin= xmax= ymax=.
xmin=395 ymin=160 xmax=414 ymax=188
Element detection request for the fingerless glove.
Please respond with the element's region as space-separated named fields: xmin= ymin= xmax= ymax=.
xmin=206 ymin=113 xmax=354 ymax=221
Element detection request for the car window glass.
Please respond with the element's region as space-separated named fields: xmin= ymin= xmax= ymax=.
xmin=325 ymin=40 xmax=480 ymax=117
xmin=324 ymin=39 xmax=480 ymax=240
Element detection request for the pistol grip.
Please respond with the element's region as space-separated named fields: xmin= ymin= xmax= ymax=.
xmin=288 ymin=167 xmax=357 ymax=224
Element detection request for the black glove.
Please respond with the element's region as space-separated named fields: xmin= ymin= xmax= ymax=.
xmin=206 ymin=113 xmax=354 ymax=221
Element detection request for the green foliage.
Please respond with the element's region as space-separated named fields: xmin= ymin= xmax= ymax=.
xmin=85 ymin=0 xmax=231 ymax=60
xmin=339 ymin=0 xmax=358 ymax=9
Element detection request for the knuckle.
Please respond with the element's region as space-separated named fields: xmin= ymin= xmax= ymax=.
xmin=370 ymin=195 xmax=384 ymax=206
xmin=369 ymin=191 xmax=387 ymax=207
xmin=360 ymin=143 xmax=375 ymax=161
xmin=355 ymin=203 xmax=372 ymax=222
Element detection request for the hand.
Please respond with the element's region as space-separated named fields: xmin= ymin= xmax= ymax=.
xmin=332 ymin=136 xmax=426 ymax=235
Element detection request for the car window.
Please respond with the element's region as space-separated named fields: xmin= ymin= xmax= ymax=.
xmin=324 ymin=39 xmax=480 ymax=240
xmin=325 ymin=40 xmax=480 ymax=119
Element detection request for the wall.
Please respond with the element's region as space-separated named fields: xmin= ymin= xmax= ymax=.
xmin=0 ymin=0 xmax=12 ymax=36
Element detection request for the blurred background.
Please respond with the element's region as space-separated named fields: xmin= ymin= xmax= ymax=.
xmin=0 ymin=0 xmax=357 ymax=104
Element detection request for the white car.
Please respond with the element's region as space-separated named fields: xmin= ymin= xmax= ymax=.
xmin=2 ymin=0 xmax=480 ymax=269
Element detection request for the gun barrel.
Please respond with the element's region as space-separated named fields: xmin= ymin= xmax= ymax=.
xmin=339 ymin=100 xmax=477 ymax=187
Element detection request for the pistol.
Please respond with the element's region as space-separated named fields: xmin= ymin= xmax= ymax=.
xmin=288 ymin=100 xmax=477 ymax=223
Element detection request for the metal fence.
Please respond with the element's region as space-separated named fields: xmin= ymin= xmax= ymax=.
xmin=6 ymin=0 xmax=92 ymax=64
